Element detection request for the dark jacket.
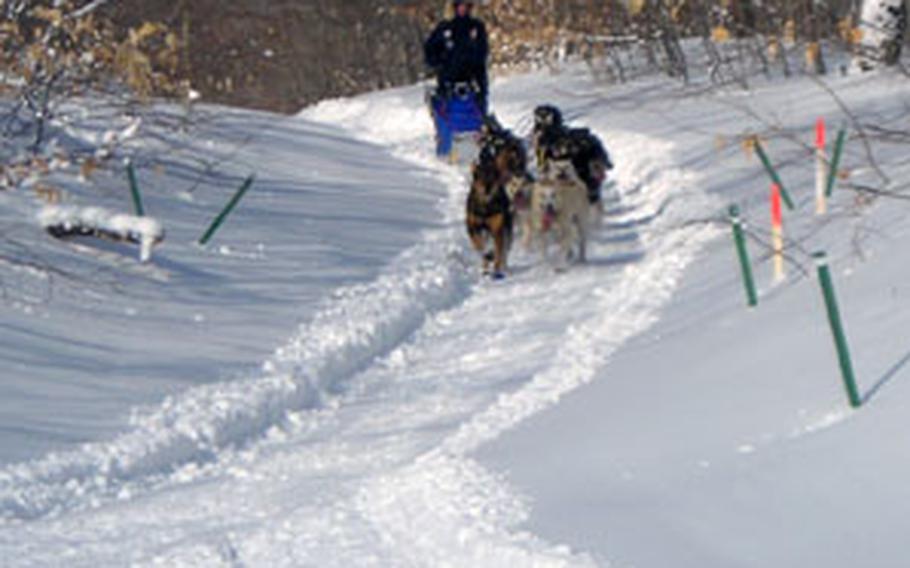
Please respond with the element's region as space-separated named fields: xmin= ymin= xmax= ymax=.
xmin=424 ymin=14 xmax=489 ymax=95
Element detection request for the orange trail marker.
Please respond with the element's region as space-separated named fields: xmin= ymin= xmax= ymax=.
xmin=771 ymin=183 xmax=785 ymax=282
xmin=815 ymin=118 xmax=828 ymax=215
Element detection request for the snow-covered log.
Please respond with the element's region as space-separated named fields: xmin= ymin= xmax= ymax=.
xmin=38 ymin=205 xmax=165 ymax=263
xmin=855 ymin=0 xmax=908 ymax=70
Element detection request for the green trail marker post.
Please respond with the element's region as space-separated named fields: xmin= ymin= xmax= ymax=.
xmin=199 ymin=174 xmax=256 ymax=246
xmin=753 ymin=139 xmax=795 ymax=211
xmin=814 ymin=251 xmax=862 ymax=409
xmin=127 ymin=160 xmax=145 ymax=217
xmin=825 ymin=128 xmax=847 ymax=198
xmin=730 ymin=205 xmax=758 ymax=308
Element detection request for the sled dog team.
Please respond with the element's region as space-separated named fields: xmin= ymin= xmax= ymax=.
xmin=466 ymin=104 xmax=613 ymax=278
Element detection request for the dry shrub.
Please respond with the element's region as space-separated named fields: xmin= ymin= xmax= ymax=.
xmin=0 ymin=2 xmax=187 ymax=192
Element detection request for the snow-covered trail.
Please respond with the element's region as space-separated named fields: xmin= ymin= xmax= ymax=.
xmin=0 ymin=85 xmax=717 ymax=566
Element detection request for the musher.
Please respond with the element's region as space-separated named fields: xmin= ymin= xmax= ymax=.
xmin=424 ymin=0 xmax=490 ymax=155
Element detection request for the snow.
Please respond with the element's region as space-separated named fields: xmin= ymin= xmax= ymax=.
xmin=0 ymin=102 xmax=440 ymax=464
xmin=476 ymin=67 xmax=910 ymax=567
xmin=1 ymin=56 xmax=910 ymax=567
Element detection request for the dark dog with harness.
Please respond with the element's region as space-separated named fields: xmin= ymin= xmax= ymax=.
xmin=466 ymin=147 xmax=513 ymax=278
xmin=478 ymin=114 xmax=531 ymax=182
xmin=532 ymin=104 xmax=613 ymax=206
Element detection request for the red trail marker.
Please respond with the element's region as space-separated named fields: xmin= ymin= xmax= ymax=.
xmin=816 ymin=118 xmax=828 ymax=215
xmin=771 ymin=183 xmax=785 ymax=282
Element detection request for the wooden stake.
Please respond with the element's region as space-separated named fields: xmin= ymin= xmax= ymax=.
xmin=199 ymin=174 xmax=256 ymax=245
xmin=753 ymin=138 xmax=795 ymax=210
xmin=127 ymin=160 xmax=145 ymax=217
xmin=826 ymin=128 xmax=847 ymax=198
xmin=814 ymin=252 xmax=862 ymax=409
xmin=729 ymin=205 xmax=758 ymax=308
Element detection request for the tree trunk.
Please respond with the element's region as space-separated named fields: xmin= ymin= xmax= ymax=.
xmin=855 ymin=0 xmax=908 ymax=69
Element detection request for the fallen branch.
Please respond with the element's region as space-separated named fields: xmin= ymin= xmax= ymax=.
xmin=38 ymin=205 xmax=165 ymax=262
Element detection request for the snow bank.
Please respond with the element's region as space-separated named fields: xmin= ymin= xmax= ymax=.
xmin=0 ymin=234 xmax=472 ymax=521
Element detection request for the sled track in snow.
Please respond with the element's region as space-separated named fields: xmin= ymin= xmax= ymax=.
xmin=0 ymin=251 xmax=475 ymax=521
xmin=356 ymin=142 xmax=721 ymax=566
xmin=0 ymin=155 xmax=477 ymax=523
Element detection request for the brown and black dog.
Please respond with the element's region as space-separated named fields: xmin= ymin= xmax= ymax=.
xmin=465 ymin=116 xmax=533 ymax=278
xmin=466 ymin=148 xmax=513 ymax=278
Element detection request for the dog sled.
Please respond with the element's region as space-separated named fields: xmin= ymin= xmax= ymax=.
xmin=427 ymin=81 xmax=486 ymax=160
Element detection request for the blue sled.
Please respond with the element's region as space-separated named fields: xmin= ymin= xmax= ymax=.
xmin=429 ymin=90 xmax=485 ymax=157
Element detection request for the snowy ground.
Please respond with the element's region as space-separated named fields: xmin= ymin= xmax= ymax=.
xmin=1 ymin=61 xmax=910 ymax=567
xmin=0 ymin=104 xmax=440 ymax=464
xmin=478 ymin=68 xmax=910 ymax=567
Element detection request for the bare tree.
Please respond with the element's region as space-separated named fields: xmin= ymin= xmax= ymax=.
xmin=1 ymin=1 xmax=183 ymax=191
xmin=855 ymin=0 xmax=908 ymax=69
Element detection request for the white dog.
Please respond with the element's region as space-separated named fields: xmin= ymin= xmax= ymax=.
xmin=530 ymin=159 xmax=591 ymax=267
xmin=503 ymin=174 xmax=535 ymax=249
